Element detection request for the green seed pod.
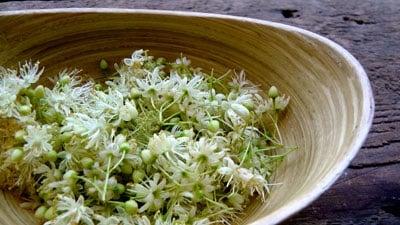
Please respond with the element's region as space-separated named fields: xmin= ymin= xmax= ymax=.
xmin=115 ymin=183 xmax=125 ymax=194
xmin=125 ymin=200 xmax=138 ymax=214
xmin=45 ymin=150 xmax=58 ymax=162
xmin=120 ymin=162 xmax=133 ymax=175
xmin=44 ymin=207 xmax=56 ymax=220
xmin=130 ymin=88 xmax=141 ymax=99
xmin=14 ymin=130 xmax=26 ymax=143
xmin=207 ymin=120 xmax=220 ymax=133
xmin=268 ymin=86 xmax=279 ymax=98
xmin=132 ymin=170 xmax=145 ymax=183
xmin=18 ymin=105 xmax=31 ymax=116
xmin=34 ymin=85 xmax=45 ymax=99
xmin=11 ymin=148 xmax=24 ymax=162
xmin=34 ymin=205 xmax=48 ymax=219
xmin=100 ymin=59 xmax=108 ymax=70
xmin=81 ymin=157 xmax=94 ymax=169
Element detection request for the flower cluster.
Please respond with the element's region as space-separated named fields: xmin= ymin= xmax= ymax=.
xmin=0 ymin=50 xmax=291 ymax=225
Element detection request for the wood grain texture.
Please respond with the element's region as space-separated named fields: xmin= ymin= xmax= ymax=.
xmin=0 ymin=1 xmax=398 ymax=224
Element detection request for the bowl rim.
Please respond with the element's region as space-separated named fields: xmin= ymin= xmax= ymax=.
xmin=0 ymin=8 xmax=375 ymax=225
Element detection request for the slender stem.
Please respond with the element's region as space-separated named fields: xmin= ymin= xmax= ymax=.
xmin=102 ymin=156 xmax=112 ymax=202
xmin=78 ymin=176 xmax=103 ymax=194
xmin=110 ymin=150 xmax=126 ymax=172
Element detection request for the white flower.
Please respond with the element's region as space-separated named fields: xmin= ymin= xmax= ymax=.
xmin=175 ymin=56 xmax=191 ymax=66
xmin=62 ymin=113 xmax=108 ymax=149
xmin=119 ymin=100 xmax=138 ymax=122
xmin=274 ymin=95 xmax=290 ymax=110
xmin=18 ymin=61 xmax=43 ymax=86
xmin=129 ymin=173 xmax=169 ymax=213
xmin=24 ymin=124 xmax=53 ymax=160
xmin=99 ymin=131 xmax=126 ymax=164
xmin=89 ymin=89 xmax=124 ymax=119
xmin=0 ymin=61 xmax=43 ymax=117
xmin=189 ymin=137 xmax=224 ymax=165
xmin=148 ymin=132 xmax=186 ymax=157
xmin=44 ymin=195 xmax=94 ymax=225
xmin=94 ymin=215 xmax=121 ymax=225
xmin=46 ymin=70 xmax=93 ymax=116
xmin=135 ymin=67 xmax=173 ymax=97
xmin=124 ymin=49 xmax=146 ymax=67
xmin=170 ymin=73 xmax=207 ymax=100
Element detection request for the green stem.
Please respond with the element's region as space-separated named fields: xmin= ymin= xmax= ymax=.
xmin=78 ymin=176 xmax=103 ymax=195
xmin=102 ymin=156 xmax=112 ymax=202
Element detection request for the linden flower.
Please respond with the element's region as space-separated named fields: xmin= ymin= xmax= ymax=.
xmin=124 ymin=49 xmax=146 ymax=68
xmin=62 ymin=113 xmax=108 ymax=149
xmin=94 ymin=215 xmax=120 ymax=225
xmin=46 ymin=70 xmax=93 ymax=116
xmin=44 ymin=195 xmax=94 ymax=225
xmin=129 ymin=173 xmax=170 ymax=213
xmin=24 ymin=124 xmax=53 ymax=160
xmin=135 ymin=67 xmax=173 ymax=97
xmin=189 ymin=137 xmax=224 ymax=165
xmin=0 ymin=61 xmax=43 ymax=117
xmin=170 ymin=73 xmax=208 ymax=100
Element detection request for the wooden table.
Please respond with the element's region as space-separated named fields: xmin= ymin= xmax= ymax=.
xmin=1 ymin=1 xmax=399 ymax=224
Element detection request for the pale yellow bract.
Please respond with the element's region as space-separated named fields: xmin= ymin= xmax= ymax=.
xmin=0 ymin=9 xmax=374 ymax=225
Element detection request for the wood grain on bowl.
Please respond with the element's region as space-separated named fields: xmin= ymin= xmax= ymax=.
xmin=0 ymin=9 xmax=374 ymax=225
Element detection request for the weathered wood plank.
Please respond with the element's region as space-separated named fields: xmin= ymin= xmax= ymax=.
xmin=1 ymin=0 xmax=399 ymax=224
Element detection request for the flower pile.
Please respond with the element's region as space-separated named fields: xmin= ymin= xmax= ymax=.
xmin=0 ymin=50 xmax=291 ymax=225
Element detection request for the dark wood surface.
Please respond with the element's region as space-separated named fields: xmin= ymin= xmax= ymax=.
xmin=1 ymin=1 xmax=399 ymax=224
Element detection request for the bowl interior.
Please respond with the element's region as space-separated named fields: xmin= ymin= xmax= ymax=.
xmin=0 ymin=10 xmax=372 ymax=225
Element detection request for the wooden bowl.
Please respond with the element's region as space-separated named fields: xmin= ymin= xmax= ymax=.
xmin=0 ymin=9 xmax=374 ymax=225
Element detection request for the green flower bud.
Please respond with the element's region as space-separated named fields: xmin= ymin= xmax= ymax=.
xmin=169 ymin=117 xmax=180 ymax=124
xmin=243 ymin=101 xmax=255 ymax=110
xmin=60 ymin=132 xmax=73 ymax=143
xmin=44 ymin=207 xmax=56 ymax=220
xmin=94 ymin=83 xmax=103 ymax=91
xmin=228 ymin=193 xmax=245 ymax=209
xmin=140 ymin=149 xmax=154 ymax=164
xmin=156 ymin=57 xmax=166 ymax=65
xmin=207 ymin=120 xmax=220 ymax=133
xmin=34 ymin=205 xmax=48 ymax=219
xmin=45 ymin=150 xmax=58 ymax=162
xmin=34 ymin=85 xmax=45 ymax=99
xmin=63 ymin=170 xmax=78 ymax=183
xmin=125 ymin=200 xmax=138 ymax=214
xmin=81 ymin=157 xmax=94 ymax=169
xmin=268 ymin=86 xmax=279 ymax=98
xmin=119 ymin=142 xmax=131 ymax=153
xmin=100 ymin=59 xmax=108 ymax=70
xmin=59 ymin=75 xmax=70 ymax=85
xmin=120 ymin=162 xmax=133 ymax=175
xmin=114 ymin=183 xmax=125 ymax=194
xmin=53 ymin=169 xmax=62 ymax=180
xmin=14 ymin=130 xmax=26 ymax=143
xmin=18 ymin=105 xmax=31 ymax=116
xmin=11 ymin=148 xmax=24 ymax=162
xmin=132 ymin=170 xmax=145 ymax=183
xmin=130 ymin=88 xmax=141 ymax=99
